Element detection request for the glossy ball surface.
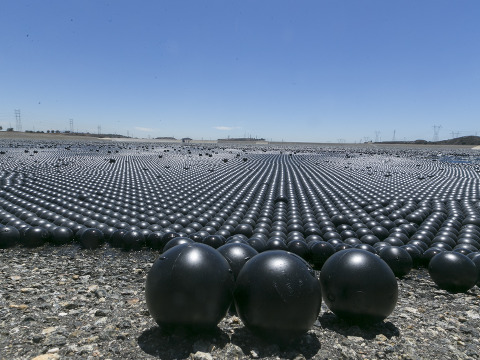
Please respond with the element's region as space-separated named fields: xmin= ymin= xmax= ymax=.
xmin=23 ymin=227 xmax=50 ymax=247
xmin=50 ymin=226 xmax=74 ymax=245
xmin=79 ymin=228 xmax=104 ymax=249
xmin=379 ymin=246 xmax=413 ymax=277
xmin=146 ymin=243 xmax=234 ymax=330
xmin=0 ymin=226 xmax=20 ymax=248
xmin=320 ymin=249 xmax=398 ymax=324
xmin=428 ymin=251 xmax=478 ymax=293
xmin=217 ymin=243 xmax=258 ymax=280
xmin=234 ymin=250 xmax=322 ymax=340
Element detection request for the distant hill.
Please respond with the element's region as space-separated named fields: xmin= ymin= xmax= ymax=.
xmin=378 ymin=136 xmax=480 ymax=146
xmin=433 ymin=136 xmax=480 ymax=145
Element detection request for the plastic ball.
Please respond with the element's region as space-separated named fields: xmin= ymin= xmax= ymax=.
xmin=234 ymin=223 xmax=253 ymax=237
xmin=428 ymin=251 xmax=478 ymax=293
xmin=79 ymin=228 xmax=104 ymax=249
xmin=110 ymin=229 xmax=127 ymax=248
xmin=467 ymin=252 xmax=480 ymax=285
xmin=265 ymin=237 xmax=288 ymax=251
xmin=308 ymin=241 xmax=335 ymax=269
xmin=145 ymin=243 xmax=234 ymax=331
xmin=146 ymin=231 xmax=167 ymax=250
xmin=234 ymin=250 xmax=322 ymax=340
xmin=401 ymin=244 xmax=423 ymax=267
xmin=421 ymin=247 xmax=445 ymax=266
xmin=202 ymin=234 xmax=225 ymax=249
xmin=217 ymin=243 xmax=258 ymax=280
xmin=0 ymin=226 xmax=20 ymax=248
xmin=287 ymin=239 xmax=310 ymax=260
xmin=247 ymin=237 xmax=267 ymax=253
xmin=163 ymin=236 xmax=194 ymax=252
xmin=50 ymin=226 xmax=74 ymax=245
xmin=320 ymin=249 xmax=398 ymax=324
xmin=23 ymin=227 xmax=50 ymax=247
xmin=379 ymin=246 xmax=413 ymax=277
xmin=122 ymin=230 xmax=146 ymax=251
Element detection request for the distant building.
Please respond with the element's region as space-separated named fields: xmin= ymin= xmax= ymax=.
xmin=182 ymin=137 xmax=192 ymax=143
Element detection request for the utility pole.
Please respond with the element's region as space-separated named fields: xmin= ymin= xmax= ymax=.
xmin=433 ymin=125 xmax=441 ymax=142
xmin=15 ymin=109 xmax=22 ymax=131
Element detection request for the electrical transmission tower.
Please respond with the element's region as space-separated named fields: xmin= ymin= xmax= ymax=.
xmin=69 ymin=119 xmax=74 ymax=133
xmin=374 ymin=131 xmax=381 ymax=143
xmin=15 ymin=109 xmax=22 ymax=131
xmin=98 ymin=125 xmax=101 ymax=135
xmin=450 ymin=131 xmax=460 ymax=139
xmin=433 ymin=125 xmax=441 ymax=142
xmin=392 ymin=129 xmax=396 ymax=141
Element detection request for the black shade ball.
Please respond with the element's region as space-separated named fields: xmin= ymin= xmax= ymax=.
xmin=320 ymin=249 xmax=398 ymax=324
xmin=202 ymin=235 xmax=226 ymax=249
xmin=50 ymin=226 xmax=74 ymax=245
xmin=234 ymin=224 xmax=253 ymax=237
xmin=122 ymin=230 xmax=146 ymax=251
xmin=379 ymin=246 xmax=413 ymax=277
xmin=287 ymin=239 xmax=310 ymax=260
xmin=145 ymin=243 xmax=234 ymax=331
xmin=79 ymin=228 xmax=104 ymax=249
xmin=163 ymin=237 xmax=194 ymax=252
xmin=467 ymin=253 xmax=480 ymax=285
xmin=265 ymin=238 xmax=288 ymax=251
xmin=234 ymin=250 xmax=322 ymax=340
xmin=420 ymin=247 xmax=445 ymax=266
xmin=428 ymin=251 xmax=478 ymax=293
xmin=401 ymin=244 xmax=423 ymax=267
xmin=0 ymin=226 xmax=20 ymax=248
xmin=308 ymin=241 xmax=335 ymax=270
xmin=217 ymin=243 xmax=258 ymax=280
xmin=147 ymin=231 xmax=167 ymax=250
xmin=247 ymin=237 xmax=267 ymax=253
xmin=110 ymin=229 xmax=127 ymax=248
xmin=23 ymin=227 xmax=51 ymax=247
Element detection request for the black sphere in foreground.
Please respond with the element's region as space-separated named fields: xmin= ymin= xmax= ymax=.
xmin=50 ymin=226 xmax=74 ymax=245
xmin=0 ymin=226 xmax=20 ymax=248
xmin=122 ymin=230 xmax=145 ymax=251
xmin=428 ymin=251 xmax=478 ymax=293
xmin=23 ymin=227 xmax=50 ymax=247
xmin=234 ymin=250 xmax=322 ymax=341
xmin=146 ymin=243 xmax=234 ymax=331
xmin=379 ymin=246 xmax=413 ymax=278
xmin=320 ymin=249 xmax=398 ymax=324
xmin=467 ymin=252 xmax=480 ymax=285
xmin=79 ymin=228 xmax=104 ymax=249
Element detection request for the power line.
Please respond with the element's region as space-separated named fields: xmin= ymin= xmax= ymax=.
xmin=15 ymin=109 xmax=22 ymax=131
xmin=432 ymin=125 xmax=441 ymax=142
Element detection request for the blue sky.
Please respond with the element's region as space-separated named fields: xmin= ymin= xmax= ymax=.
xmin=1 ymin=1 xmax=479 ymax=142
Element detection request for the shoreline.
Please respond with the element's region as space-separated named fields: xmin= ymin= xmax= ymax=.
xmin=1 ymin=131 xmax=479 ymax=150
